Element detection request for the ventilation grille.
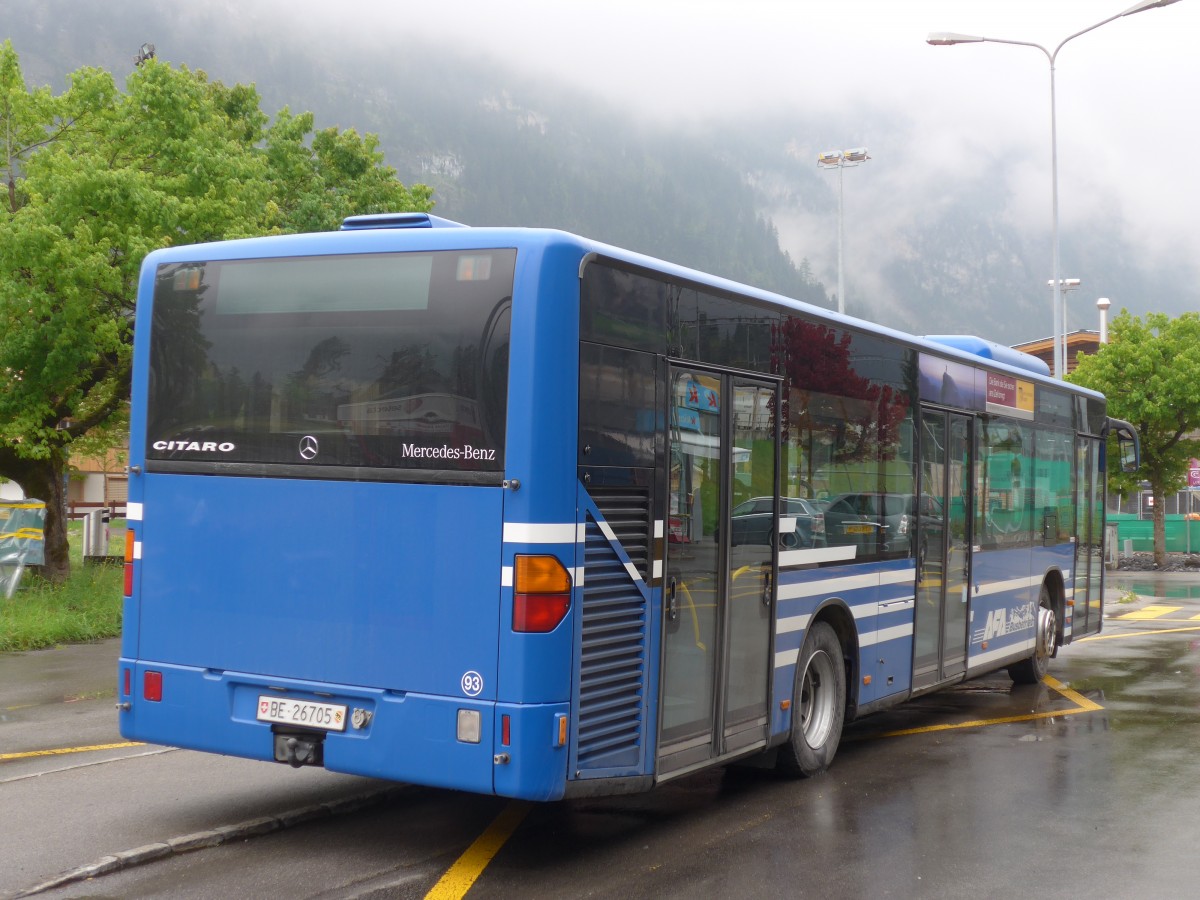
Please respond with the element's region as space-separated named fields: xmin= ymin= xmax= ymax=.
xmin=576 ymin=517 xmax=648 ymax=772
xmin=588 ymin=486 xmax=652 ymax=581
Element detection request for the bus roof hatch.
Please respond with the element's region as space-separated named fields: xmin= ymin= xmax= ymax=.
xmin=340 ymin=212 xmax=468 ymax=230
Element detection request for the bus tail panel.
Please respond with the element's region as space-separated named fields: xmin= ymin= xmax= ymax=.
xmin=121 ymin=473 xmax=511 ymax=790
xmin=129 ymin=474 xmax=504 ymax=696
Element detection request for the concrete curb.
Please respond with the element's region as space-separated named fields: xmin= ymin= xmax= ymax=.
xmin=7 ymin=786 xmax=407 ymax=899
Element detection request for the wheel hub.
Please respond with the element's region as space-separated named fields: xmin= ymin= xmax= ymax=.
xmin=800 ymin=649 xmax=837 ymax=747
xmin=1036 ymin=605 xmax=1057 ymax=659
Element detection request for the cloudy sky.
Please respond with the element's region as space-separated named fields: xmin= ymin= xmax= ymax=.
xmin=331 ymin=0 xmax=1196 ymax=318
xmin=273 ymin=0 xmax=1200 ymax=327
xmin=15 ymin=0 xmax=1193 ymax=331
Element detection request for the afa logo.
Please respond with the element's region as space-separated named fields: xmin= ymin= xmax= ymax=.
xmin=982 ymin=602 xmax=1037 ymax=641
xmin=983 ymin=609 xmax=1009 ymax=641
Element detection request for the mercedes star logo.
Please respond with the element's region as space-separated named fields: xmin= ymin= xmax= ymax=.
xmin=299 ymin=435 xmax=319 ymax=460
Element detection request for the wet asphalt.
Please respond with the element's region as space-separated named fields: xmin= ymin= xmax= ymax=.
xmin=2 ymin=570 xmax=1198 ymax=898
xmin=0 ymin=639 xmax=392 ymax=899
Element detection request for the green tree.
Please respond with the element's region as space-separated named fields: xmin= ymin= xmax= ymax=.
xmin=1069 ymin=310 xmax=1200 ymax=566
xmin=0 ymin=44 xmax=431 ymax=581
xmin=263 ymin=107 xmax=432 ymax=233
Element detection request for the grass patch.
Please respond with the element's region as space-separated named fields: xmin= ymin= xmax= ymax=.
xmin=0 ymin=519 xmax=125 ymax=652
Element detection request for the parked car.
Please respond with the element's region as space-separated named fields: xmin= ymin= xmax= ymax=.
xmin=821 ymin=491 xmax=942 ymax=556
xmin=729 ymin=496 xmax=826 ymax=549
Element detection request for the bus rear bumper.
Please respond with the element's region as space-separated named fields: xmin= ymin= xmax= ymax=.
xmin=117 ymin=659 xmax=569 ymax=800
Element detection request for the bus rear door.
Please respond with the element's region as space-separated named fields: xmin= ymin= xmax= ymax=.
xmin=659 ymin=368 xmax=778 ymax=775
xmin=914 ymin=408 xmax=973 ymax=690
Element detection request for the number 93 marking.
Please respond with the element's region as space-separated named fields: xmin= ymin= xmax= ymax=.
xmin=461 ymin=670 xmax=484 ymax=697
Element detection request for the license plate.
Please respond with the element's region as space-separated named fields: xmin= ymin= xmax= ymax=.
xmin=256 ymin=696 xmax=347 ymax=732
xmin=844 ymin=523 xmax=876 ymax=535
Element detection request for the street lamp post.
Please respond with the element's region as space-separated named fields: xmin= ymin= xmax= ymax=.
xmin=817 ymin=147 xmax=870 ymax=316
xmin=1097 ymin=297 xmax=1112 ymax=343
xmin=928 ymin=0 xmax=1183 ymax=379
xmin=1048 ymin=277 xmax=1081 ymax=369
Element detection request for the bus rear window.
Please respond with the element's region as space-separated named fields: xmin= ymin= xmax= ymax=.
xmin=145 ymin=249 xmax=514 ymax=480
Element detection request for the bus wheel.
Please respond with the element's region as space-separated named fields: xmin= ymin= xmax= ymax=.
xmin=1008 ymin=584 xmax=1056 ymax=685
xmin=778 ymin=621 xmax=846 ymax=777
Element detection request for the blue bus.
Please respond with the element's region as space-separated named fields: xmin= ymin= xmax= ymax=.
xmin=118 ymin=213 xmax=1137 ymax=800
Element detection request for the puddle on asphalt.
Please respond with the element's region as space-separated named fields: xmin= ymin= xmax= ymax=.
xmin=1123 ymin=580 xmax=1200 ymax=600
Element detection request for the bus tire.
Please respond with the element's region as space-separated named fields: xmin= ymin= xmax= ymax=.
xmin=778 ymin=621 xmax=846 ymax=777
xmin=1008 ymin=584 xmax=1056 ymax=685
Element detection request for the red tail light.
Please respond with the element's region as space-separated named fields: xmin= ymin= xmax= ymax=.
xmin=144 ymin=670 xmax=163 ymax=702
xmin=513 ymin=593 xmax=571 ymax=633
xmin=513 ymin=555 xmax=571 ymax=633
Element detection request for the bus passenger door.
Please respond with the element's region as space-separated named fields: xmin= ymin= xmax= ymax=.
xmin=1073 ymin=437 xmax=1105 ymax=636
xmin=914 ymin=409 xmax=973 ymax=689
xmin=659 ymin=368 xmax=776 ymax=773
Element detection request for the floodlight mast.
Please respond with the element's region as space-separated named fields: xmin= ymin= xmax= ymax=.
xmin=817 ymin=148 xmax=871 ymax=316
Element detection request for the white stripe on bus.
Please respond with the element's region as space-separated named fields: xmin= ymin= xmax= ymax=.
xmin=779 ymin=545 xmax=857 ymax=567
xmin=777 ymin=614 xmax=812 ymax=635
xmin=126 ymin=502 xmax=143 ymax=521
xmin=778 ymin=567 xmax=916 ymax=602
xmin=778 ymin=594 xmax=893 ymax=636
xmin=775 ymin=647 xmax=800 ymax=668
xmin=775 ymin=621 xmax=917 ymax=669
xmin=860 ymin=622 xmax=914 ymax=647
xmin=779 ymin=573 xmax=875 ymax=601
xmin=503 ymin=523 xmax=577 ymax=544
xmin=973 ymin=576 xmax=1039 ymax=598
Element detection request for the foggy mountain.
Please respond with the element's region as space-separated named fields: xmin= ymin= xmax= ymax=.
xmin=6 ymin=0 xmax=1193 ymax=345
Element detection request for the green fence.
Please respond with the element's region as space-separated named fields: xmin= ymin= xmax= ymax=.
xmin=1109 ymin=513 xmax=1200 ymax=553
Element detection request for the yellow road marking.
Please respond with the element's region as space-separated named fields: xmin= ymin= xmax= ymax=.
xmin=424 ymin=800 xmax=531 ymax=900
xmin=854 ymin=674 xmax=1100 ymax=740
xmin=0 ymin=741 xmax=145 ymax=762
xmin=1081 ymin=624 xmax=1200 ymax=642
xmin=1118 ymin=605 xmax=1182 ymax=620
xmin=1042 ymin=674 xmax=1104 ymax=712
